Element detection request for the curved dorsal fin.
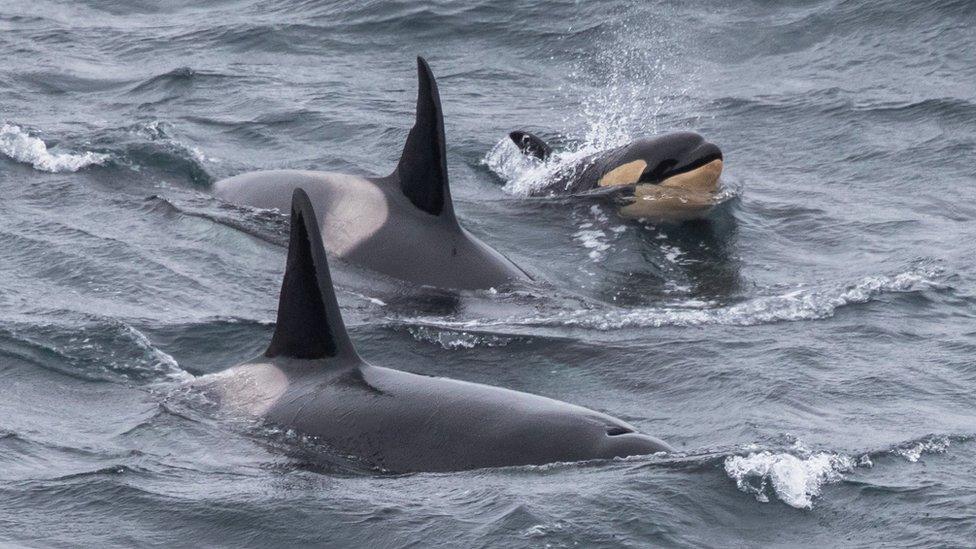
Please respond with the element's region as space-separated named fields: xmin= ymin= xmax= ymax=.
xmin=391 ymin=56 xmax=455 ymax=221
xmin=509 ymin=130 xmax=552 ymax=161
xmin=265 ymin=188 xmax=359 ymax=363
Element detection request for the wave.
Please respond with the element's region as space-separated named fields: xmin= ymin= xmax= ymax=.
xmin=709 ymin=93 xmax=976 ymax=125
xmin=113 ymin=120 xmax=215 ymax=185
xmin=724 ymin=447 xmax=859 ymax=509
xmin=550 ymin=267 xmax=942 ymax=330
xmin=723 ymin=434 xmax=968 ymax=510
xmin=890 ymin=435 xmax=953 ymax=463
xmin=0 ymin=124 xmax=109 ymax=173
xmin=123 ymin=324 xmax=194 ymax=383
xmin=128 ymin=67 xmax=200 ymax=93
xmin=401 ymin=267 xmax=942 ymax=336
xmin=0 ymin=316 xmax=192 ymax=383
xmin=141 ymin=194 xmax=288 ymax=246
xmin=0 ymin=120 xmax=215 ymax=183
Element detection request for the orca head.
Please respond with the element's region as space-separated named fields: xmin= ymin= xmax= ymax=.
xmin=634 ymin=132 xmax=723 ymax=191
xmin=599 ymin=132 xmax=723 ymax=193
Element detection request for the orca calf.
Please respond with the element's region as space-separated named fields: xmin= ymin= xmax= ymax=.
xmin=215 ymin=58 xmax=529 ymax=291
xmin=509 ymin=130 xmax=724 ymax=220
xmin=202 ymin=189 xmax=673 ymax=473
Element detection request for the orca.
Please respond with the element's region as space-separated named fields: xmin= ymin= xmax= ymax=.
xmin=201 ymin=188 xmax=673 ymax=473
xmin=214 ymin=58 xmax=530 ymax=291
xmin=508 ymin=130 xmax=724 ymax=220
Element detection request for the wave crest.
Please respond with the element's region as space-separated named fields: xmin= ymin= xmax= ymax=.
xmin=724 ymin=450 xmax=857 ymax=509
xmin=0 ymin=124 xmax=109 ymax=173
xmin=405 ymin=267 xmax=942 ymax=333
xmin=554 ymin=268 xmax=941 ymax=330
xmin=723 ymin=434 xmax=966 ymax=509
xmin=891 ymin=434 xmax=952 ymax=463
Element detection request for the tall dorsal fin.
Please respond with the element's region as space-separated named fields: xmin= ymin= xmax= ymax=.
xmin=265 ymin=188 xmax=359 ymax=363
xmin=391 ymin=56 xmax=455 ymax=221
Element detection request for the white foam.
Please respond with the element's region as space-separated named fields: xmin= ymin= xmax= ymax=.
xmin=408 ymin=267 xmax=941 ymax=332
xmin=660 ymin=244 xmax=684 ymax=264
xmin=349 ymin=291 xmax=387 ymax=307
xmin=558 ymin=268 xmax=939 ymax=330
xmin=573 ymin=228 xmax=611 ymax=260
xmin=724 ymin=434 xmax=961 ymax=509
xmin=125 ymin=325 xmax=194 ymax=382
xmin=724 ymin=450 xmax=857 ymax=509
xmin=523 ymin=522 xmax=565 ymax=539
xmin=0 ymin=123 xmax=109 ymax=173
xmin=190 ymin=146 xmax=219 ymax=164
xmin=892 ymin=436 xmax=950 ymax=463
xmin=406 ymin=326 xmax=517 ymax=350
xmin=572 ymin=205 xmax=619 ymax=261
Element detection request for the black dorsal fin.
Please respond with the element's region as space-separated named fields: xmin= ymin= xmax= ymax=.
xmin=391 ymin=56 xmax=455 ymax=220
xmin=509 ymin=130 xmax=552 ymax=161
xmin=265 ymin=188 xmax=359 ymax=363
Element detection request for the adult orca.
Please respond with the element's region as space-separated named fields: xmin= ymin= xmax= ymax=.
xmin=214 ymin=57 xmax=530 ymax=291
xmin=508 ymin=130 xmax=724 ymax=220
xmin=201 ymin=189 xmax=673 ymax=473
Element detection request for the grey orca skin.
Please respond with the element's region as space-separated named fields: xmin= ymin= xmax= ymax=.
xmin=204 ymin=188 xmax=673 ymax=473
xmin=509 ymin=130 xmax=724 ymax=220
xmin=214 ymin=57 xmax=529 ymax=291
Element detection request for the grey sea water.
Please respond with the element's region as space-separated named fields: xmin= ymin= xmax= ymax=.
xmin=1 ymin=0 xmax=975 ymax=546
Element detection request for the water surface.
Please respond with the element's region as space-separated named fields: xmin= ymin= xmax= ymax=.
xmin=2 ymin=0 xmax=975 ymax=546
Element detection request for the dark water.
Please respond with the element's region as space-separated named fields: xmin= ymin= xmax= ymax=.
xmin=2 ymin=0 xmax=975 ymax=546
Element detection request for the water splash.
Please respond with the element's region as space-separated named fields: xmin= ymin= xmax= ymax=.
xmin=723 ymin=434 xmax=965 ymax=509
xmin=483 ymin=136 xmax=600 ymax=197
xmin=0 ymin=124 xmax=109 ymax=172
xmin=570 ymin=3 xmax=697 ymax=147
xmin=724 ymin=449 xmax=857 ymax=509
xmin=484 ymin=3 xmax=700 ymax=198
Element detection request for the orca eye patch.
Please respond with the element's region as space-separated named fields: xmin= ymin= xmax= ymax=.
xmin=640 ymin=159 xmax=679 ymax=183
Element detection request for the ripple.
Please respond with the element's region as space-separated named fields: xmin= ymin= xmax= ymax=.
xmin=0 ymin=316 xmax=192 ymax=383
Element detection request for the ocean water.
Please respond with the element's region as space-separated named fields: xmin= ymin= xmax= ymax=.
xmin=2 ymin=0 xmax=975 ymax=546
